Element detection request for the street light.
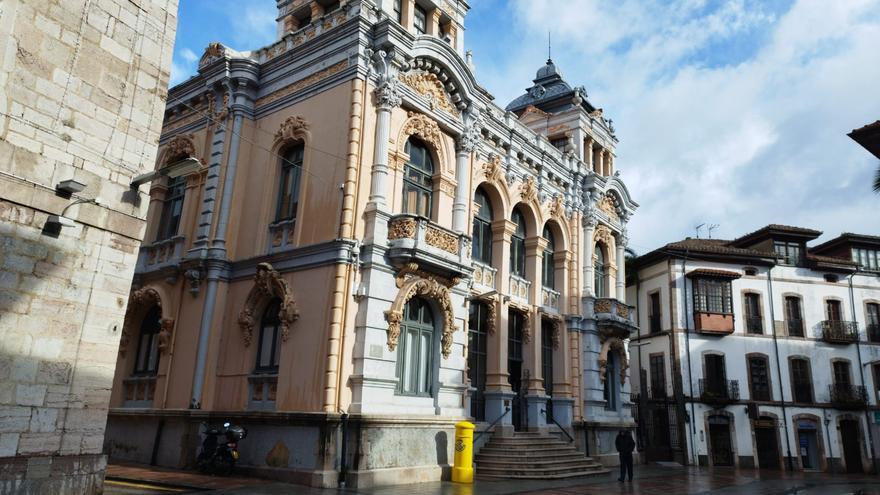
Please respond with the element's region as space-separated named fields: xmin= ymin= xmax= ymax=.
xmin=129 ymin=157 xmax=201 ymax=189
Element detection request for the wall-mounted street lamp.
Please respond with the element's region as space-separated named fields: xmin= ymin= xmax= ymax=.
xmin=45 ymin=197 xmax=103 ymax=230
xmin=129 ymin=157 xmax=201 ymax=190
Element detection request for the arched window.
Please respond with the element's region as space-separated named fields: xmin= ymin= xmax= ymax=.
xmin=542 ymin=226 xmax=555 ymax=289
xmin=603 ymin=350 xmax=619 ymax=410
xmin=133 ymin=306 xmax=162 ymax=375
xmin=594 ymin=245 xmax=606 ymax=297
xmin=403 ymin=138 xmax=434 ymax=218
xmin=276 ymin=144 xmax=304 ymax=222
xmin=255 ymin=299 xmax=282 ymax=373
xmin=472 ymin=188 xmax=493 ymax=264
xmin=157 ymin=175 xmax=186 ymax=241
xmin=510 ymin=209 xmax=526 ymax=276
xmin=398 ymin=297 xmax=435 ymax=396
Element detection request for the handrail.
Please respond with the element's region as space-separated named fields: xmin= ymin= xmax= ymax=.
xmin=474 ymin=406 xmax=510 ymax=441
xmin=541 ymin=403 xmax=574 ymax=443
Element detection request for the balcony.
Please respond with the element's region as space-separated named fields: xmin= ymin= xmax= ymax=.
xmin=386 ymin=214 xmax=472 ymax=278
xmin=472 ymin=261 xmax=497 ymax=293
xmin=745 ymin=316 xmax=764 ymax=334
xmin=541 ymin=286 xmax=560 ymax=312
xmin=248 ymin=374 xmax=278 ymax=411
xmin=122 ymin=375 xmax=156 ymax=407
xmin=821 ymin=320 xmax=858 ymax=344
xmin=509 ymin=274 xmax=531 ymax=305
xmin=699 ymin=379 xmax=740 ymax=405
xmin=867 ymin=324 xmax=880 ymax=343
xmin=138 ymin=235 xmax=186 ymax=271
xmin=828 ymin=384 xmax=868 ymax=410
xmin=267 ymin=218 xmax=297 ymax=253
xmin=588 ymin=297 xmax=638 ymax=337
xmin=694 ymin=312 xmax=734 ymax=335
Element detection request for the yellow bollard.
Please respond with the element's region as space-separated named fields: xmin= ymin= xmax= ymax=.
xmin=452 ymin=421 xmax=475 ymax=483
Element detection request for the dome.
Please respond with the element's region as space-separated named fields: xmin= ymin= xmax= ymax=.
xmin=535 ymin=59 xmax=562 ymax=81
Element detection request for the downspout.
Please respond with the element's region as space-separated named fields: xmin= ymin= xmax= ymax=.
xmin=767 ymin=266 xmax=794 ymax=471
xmin=635 ymin=269 xmax=644 ymax=452
xmin=680 ymin=256 xmax=699 ymax=467
xmin=849 ymin=273 xmax=878 ymax=473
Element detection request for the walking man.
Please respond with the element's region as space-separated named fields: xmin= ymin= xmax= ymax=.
xmin=615 ymin=430 xmax=635 ymax=482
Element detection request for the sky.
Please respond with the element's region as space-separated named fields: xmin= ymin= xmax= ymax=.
xmin=169 ymin=0 xmax=880 ymax=255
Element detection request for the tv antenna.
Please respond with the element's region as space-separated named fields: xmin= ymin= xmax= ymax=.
xmin=707 ymin=224 xmax=720 ymax=239
xmin=694 ymin=223 xmax=705 ymax=239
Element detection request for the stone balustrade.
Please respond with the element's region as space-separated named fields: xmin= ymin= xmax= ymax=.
xmin=472 ymin=261 xmax=497 ymax=293
xmin=509 ymin=274 xmax=531 ymax=305
xmin=387 ymin=214 xmax=472 ymax=277
xmin=138 ymin=235 xmax=186 ymax=271
xmin=268 ymin=218 xmax=297 ymax=253
xmin=541 ymin=286 xmax=561 ymax=312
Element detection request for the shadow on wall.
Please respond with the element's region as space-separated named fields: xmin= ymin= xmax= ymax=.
xmin=435 ymin=431 xmax=448 ymax=466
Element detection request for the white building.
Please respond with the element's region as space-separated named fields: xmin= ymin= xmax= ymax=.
xmin=628 ymin=225 xmax=880 ymax=473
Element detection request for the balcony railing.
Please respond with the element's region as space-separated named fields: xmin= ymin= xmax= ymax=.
xmin=138 ymin=235 xmax=186 ymax=270
xmin=248 ymin=374 xmax=278 ymax=411
xmin=867 ymin=324 xmax=880 ymax=343
xmin=828 ymin=384 xmax=868 ymax=409
xmin=792 ymin=384 xmax=814 ymax=404
xmin=821 ymin=320 xmax=858 ymax=344
xmin=509 ymin=274 xmax=531 ymax=305
xmin=649 ymin=314 xmax=661 ymax=334
xmin=122 ymin=375 xmax=157 ymax=407
xmin=745 ymin=316 xmax=764 ymax=334
xmin=541 ymin=286 xmax=560 ymax=312
xmin=267 ymin=218 xmax=297 ymax=253
xmin=472 ymin=261 xmax=497 ymax=293
xmin=386 ymin=214 xmax=472 ymax=276
xmin=589 ymin=297 xmax=638 ymax=337
xmin=693 ymin=312 xmax=734 ymax=335
xmin=787 ymin=318 xmax=805 ymax=337
xmin=648 ymin=388 xmax=668 ymax=400
xmin=699 ymin=379 xmax=740 ymax=404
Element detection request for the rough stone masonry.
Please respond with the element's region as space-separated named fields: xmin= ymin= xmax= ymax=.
xmin=0 ymin=0 xmax=179 ymax=493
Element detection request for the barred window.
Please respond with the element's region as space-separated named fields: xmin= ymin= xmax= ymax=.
xmin=693 ymin=278 xmax=732 ymax=314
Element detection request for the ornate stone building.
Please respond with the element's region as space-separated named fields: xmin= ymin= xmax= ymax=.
xmin=105 ymin=0 xmax=637 ymax=487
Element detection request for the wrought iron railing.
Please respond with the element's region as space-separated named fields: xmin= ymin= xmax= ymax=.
xmin=745 ymin=316 xmax=764 ymax=334
xmin=474 ymin=406 xmax=511 ymax=442
xmin=542 ymin=400 xmax=574 ymax=443
xmin=792 ymin=383 xmax=814 ymax=404
xmin=699 ymin=379 xmax=739 ymax=404
xmin=786 ymin=318 xmax=805 ymax=337
xmin=821 ymin=320 xmax=858 ymax=343
xmin=867 ymin=324 xmax=880 ymax=343
xmin=828 ymin=384 xmax=868 ymax=409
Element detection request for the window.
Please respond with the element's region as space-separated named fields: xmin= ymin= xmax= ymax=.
xmin=826 ymin=299 xmax=843 ymax=322
xmin=744 ymin=293 xmax=763 ymax=334
xmin=867 ymin=303 xmax=880 ymax=343
xmin=785 ymin=296 xmax=804 ymax=337
xmin=398 ymin=298 xmax=435 ymax=396
xmin=472 ymin=188 xmax=493 ymax=264
xmin=542 ymin=226 xmax=555 ymax=289
xmin=413 ymin=4 xmax=427 ymax=34
xmin=748 ymin=356 xmax=771 ymax=401
xmin=774 ymin=241 xmax=803 ymax=265
xmin=873 ymin=363 xmax=880 ymax=402
xmin=649 ymin=354 xmax=666 ymax=399
xmin=693 ymin=279 xmax=733 ymax=314
xmin=833 ymin=361 xmax=852 ymax=387
xmin=393 ymin=0 xmax=403 ymax=23
xmin=594 ymin=246 xmax=607 ymax=298
xmin=852 ymin=248 xmax=880 ymax=271
xmin=703 ymin=354 xmax=727 ymax=397
xmin=156 ymin=176 xmax=186 ymax=241
xmin=649 ymin=292 xmax=661 ymax=334
xmin=133 ymin=306 xmax=162 ymax=375
xmin=255 ymin=300 xmax=282 ymax=373
xmin=508 ymin=310 xmax=524 ymax=400
xmin=276 ymin=144 xmax=304 ymax=222
xmin=550 ymin=136 xmax=568 ymax=151
xmin=468 ymin=301 xmax=489 ymax=421
xmin=790 ymin=358 xmax=813 ymax=403
xmin=402 ymin=138 xmax=434 ymax=218
xmin=603 ymin=350 xmax=619 ymax=410
xmin=510 ymin=209 xmax=526 ymax=276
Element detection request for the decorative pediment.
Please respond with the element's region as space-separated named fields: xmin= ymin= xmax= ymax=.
xmin=199 ymin=42 xmax=226 ymax=68
xmin=594 ymin=224 xmax=614 ymax=248
xmin=395 ymin=112 xmax=446 ymax=168
xmin=385 ymin=264 xmax=459 ymax=359
xmin=399 ymin=71 xmax=460 ymax=116
xmin=120 ymin=287 xmax=163 ymax=357
xmin=597 ymin=193 xmax=620 ymax=222
xmin=238 ymin=263 xmax=299 ymax=346
xmin=275 ymin=116 xmax=310 ymax=145
xmin=164 ymin=134 xmax=196 ymax=165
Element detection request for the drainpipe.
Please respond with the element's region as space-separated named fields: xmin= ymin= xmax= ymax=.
xmin=766 ymin=267 xmax=794 ymax=471
xmin=635 ymin=269 xmax=644 ymax=453
xmin=848 ymin=273 xmax=878 ymax=473
xmin=680 ymin=257 xmax=699 ymax=467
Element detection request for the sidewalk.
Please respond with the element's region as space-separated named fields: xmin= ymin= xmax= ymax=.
xmin=106 ymin=463 xmax=272 ymax=492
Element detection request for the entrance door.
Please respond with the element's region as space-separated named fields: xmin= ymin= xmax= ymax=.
xmin=797 ymin=427 xmax=820 ymax=470
xmin=840 ymin=419 xmax=863 ymax=473
xmin=468 ymin=302 xmax=489 ymax=422
xmin=508 ymin=310 xmax=524 ymax=431
xmin=755 ymin=424 xmax=780 ymax=469
xmin=709 ymin=416 xmax=734 ymax=466
xmin=541 ymin=320 xmax=554 ymax=422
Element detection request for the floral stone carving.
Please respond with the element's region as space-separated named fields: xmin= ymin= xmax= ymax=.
xmin=598 ymin=337 xmax=629 ymax=384
xmin=119 ymin=287 xmax=163 ymax=357
xmin=425 ymin=225 xmax=459 ymax=254
xmin=388 ymin=217 xmax=417 ymax=240
xmin=398 ymin=71 xmax=460 ymax=116
xmin=385 ymin=265 xmax=459 ymax=358
xmin=238 ymin=263 xmax=299 ymax=346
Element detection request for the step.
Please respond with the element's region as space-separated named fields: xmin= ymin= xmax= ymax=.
xmin=476 ymin=459 xmax=601 ymax=470
xmin=476 ymin=451 xmax=588 ymax=462
xmin=477 ymin=469 xmax=610 ymax=480
xmin=483 ymin=439 xmax=571 ymax=447
xmin=477 ymin=445 xmax=580 ymax=455
xmin=476 ymin=465 xmax=608 ymax=477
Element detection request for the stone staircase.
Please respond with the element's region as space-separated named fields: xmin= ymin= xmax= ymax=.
xmin=475 ymin=431 xmax=609 ymax=480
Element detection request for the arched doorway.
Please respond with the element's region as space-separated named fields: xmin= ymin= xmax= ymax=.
xmin=708 ymin=414 xmax=734 ymax=466
xmin=754 ymin=415 xmax=781 ymax=469
xmin=840 ymin=418 xmax=864 ymax=473
xmin=795 ymin=418 xmax=821 ymax=470
xmin=468 ymin=301 xmax=490 ymax=421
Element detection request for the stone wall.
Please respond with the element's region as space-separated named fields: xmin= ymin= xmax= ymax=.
xmin=0 ymin=0 xmax=178 ymax=492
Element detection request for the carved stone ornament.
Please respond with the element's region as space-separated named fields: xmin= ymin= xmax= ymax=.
xmin=388 ymin=217 xmax=417 ymax=240
xmin=616 ymin=303 xmax=630 ymax=319
xmin=206 ymin=90 xmax=230 ymax=126
xmin=425 ymin=225 xmax=459 ymax=254
xmin=509 ymin=302 xmax=532 ymax=344
xmin=199 ymin=42 xmax=226 ymax=68
xmin=548 ymin=194 xmax=565 ymax=219
xmin=398 ymin=71 xmax=460 ymax=116
xmin=456 ymin=123 xmax=481 ymax=153
xmin=597 ymin=193 xmax=620 ymax=222
xmin=482 ymin=154 xmax=504 ymax=183
xmin=275 ymin=116 xmax=310 ymax=143
xmin=375 ymin=79 xmax=403 ymax=110
xmin=519 ymin=176 xmax=538 ymax=204
xmin=384 ymin=264 xmax=459 ymax=359
xmin=237 ymin=263 xmax=300 ymax=346
xmin=119 ymin=287 xmax=163 ymax=357
xmin=598 ymin=337 xmax=629 ymax=384
xmin=164 ymin=134 xmax=196 ymax=164
xmin=157 ymin=318 xmax=175 ymax=353
xmin=541 ymin=313 xmax=563 ymax=350
xmin=594 ymin=298 xmax=612 ymax=314
xmin=594 ymin=224 xmax=614 ymax=249
xmin=400 ymin=112 xmax=445 ymax=165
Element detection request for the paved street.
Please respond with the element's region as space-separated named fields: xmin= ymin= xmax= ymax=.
xmin=104 ymin=464 xmax=879 ymax=495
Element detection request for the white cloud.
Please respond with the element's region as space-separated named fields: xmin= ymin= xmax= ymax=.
xmin=483 ymin=0 xmax=880 ymax=251
xmin=180 ymin=48 xmax=198 ymax=64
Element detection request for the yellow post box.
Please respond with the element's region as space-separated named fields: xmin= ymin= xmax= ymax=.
xmin=452 ymin=421 xmax=475 ymax=483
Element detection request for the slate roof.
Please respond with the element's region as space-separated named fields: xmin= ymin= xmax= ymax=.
xmin=731 ymin=224 xmax=822 ymax=247
xmin=849 ymin=120 xmax=880 ymax=159
xmin=505 ymin=59 xmax=595 ymax=114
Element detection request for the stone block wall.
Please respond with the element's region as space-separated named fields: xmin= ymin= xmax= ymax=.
xmin=0 ymin=0 xmax=178 ymax=492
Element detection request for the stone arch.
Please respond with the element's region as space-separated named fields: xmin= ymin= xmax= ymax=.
xmin=593 ymin=224 xmax=617 ymax=263
xmin=238 ymin=263 xmax=299 ymax=347
xmin=120 ymin=286 xmax=174 ymax=357
xmin=792 ymin=413 xmax=826 ymax=471
xmin=157 ymin=133 xmax=203 ymax=168
xmin=598 ymin=337 xmax=628 ymax=384
xmin=704 ymin=409 xmax=739 ymax=467
xmin=391 ymin=111 xmax=448 ymax=173
xmin=512 ymin=201 xmax=541 ymax=239
xmin=542 ymin=217 xmax=569 ymax=254
xmin=472 ymin=171 xmax=510 ymax=222
xmin=384 ymin=273 xmax=458 ymax=359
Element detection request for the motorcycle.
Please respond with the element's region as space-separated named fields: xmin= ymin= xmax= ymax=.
xmin=197 ymin=421 xmax=247 ymax=475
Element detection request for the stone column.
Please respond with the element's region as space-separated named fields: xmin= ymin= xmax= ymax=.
xmin=452 ymin=124 xmax=478 ymax=233
xmin=368 ymin=78 xmax=401 ymax=209
xmin=585 ymin=136 xmax=594 ymax=172
xmin=582 ymin=216 xmax=597 ymax=296
xmin=616 ymin=231 xmax=627 ymax=302
xmin=484 ymin=219 xmax=516 ymax=432
xmin=596 ymin=148 xmax=605 ymax=176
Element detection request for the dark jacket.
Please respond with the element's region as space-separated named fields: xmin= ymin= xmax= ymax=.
xmin=615 ymin=433 xmax=635 ymax=454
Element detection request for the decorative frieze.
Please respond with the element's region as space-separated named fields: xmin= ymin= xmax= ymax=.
xmin=256 ymin=60 xmax=349 ymax=107
xmin=425 ymin=225 xmax=459 ymax=254
xmin=597 ymin=193 xmax=620 ymax=222
xmin=388 ymin=217 xmax=417 ymax=240
xmin=398 ymin=71 xmax=461 ymax=116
